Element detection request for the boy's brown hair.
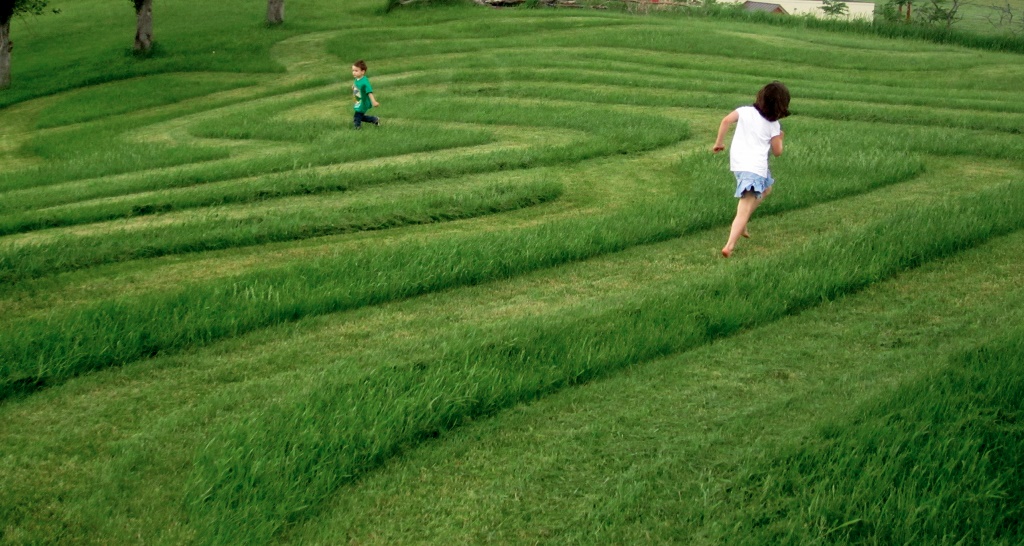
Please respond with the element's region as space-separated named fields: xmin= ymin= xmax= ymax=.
xmin=353 ymin=60 xmax=368 ymax=72
xmin=754 ymin=81 xmax=791 ymax=122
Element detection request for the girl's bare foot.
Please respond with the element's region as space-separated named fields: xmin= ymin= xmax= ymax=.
xmin=721 ymin=247 xmax=732 ymax=258
xmin=742 ymin=229 xmax=750 ymax=239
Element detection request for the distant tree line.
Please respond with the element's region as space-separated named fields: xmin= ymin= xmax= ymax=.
xmin=1 ymin=0 xmax=287 ymax=89
xmin=877 ymin=0 xmax=971 ymax=29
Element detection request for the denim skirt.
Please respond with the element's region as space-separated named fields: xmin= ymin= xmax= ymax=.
xmin=733 ymin=171 xmax=774 ymax=199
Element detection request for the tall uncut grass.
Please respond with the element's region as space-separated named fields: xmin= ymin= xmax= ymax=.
xmin=186 ymin=184 xmax=1024 ymax=544
xmin=714 ymin=329 xmax=1024 ymax=545
xmin=0 ymin=120 xmax=922 ymax=397
xmin=0 ymin=122 xmax=495 ymax=224
xmin=0 ymin=178 xmax=563 ymax=284
xmin=0 ymin=111 xmax=678 ymax=232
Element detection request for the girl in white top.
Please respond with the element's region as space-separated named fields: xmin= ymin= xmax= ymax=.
xmin=712 ymin=81 xmax=791 ymax=258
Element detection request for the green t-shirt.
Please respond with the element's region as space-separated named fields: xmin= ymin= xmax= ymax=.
xmin=353 ymin=76 xmax=373 ymax=113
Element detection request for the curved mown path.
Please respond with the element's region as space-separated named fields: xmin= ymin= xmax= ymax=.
xmin=2 ymin=2 xmax=1024 ymax=544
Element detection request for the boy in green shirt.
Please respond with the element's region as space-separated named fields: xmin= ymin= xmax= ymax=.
xmin=351 ymin=59 xmax=380 ymax=129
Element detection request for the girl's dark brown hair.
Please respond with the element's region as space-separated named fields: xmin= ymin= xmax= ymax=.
xmin=754 ymin=81 xmax=790 ymax=122
xmin=353 ymin=60 xmax=368 ymax=71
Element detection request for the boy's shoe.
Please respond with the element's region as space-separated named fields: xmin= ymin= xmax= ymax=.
xmin=372 ymin=119 xmax=381 ymax=127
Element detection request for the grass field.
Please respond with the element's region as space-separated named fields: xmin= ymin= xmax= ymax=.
xmin=2 ymin=0 xmax=1024 ymax=544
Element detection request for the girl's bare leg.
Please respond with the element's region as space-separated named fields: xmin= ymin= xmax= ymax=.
xmin=722 ymin=193 xmax=759 ymax=257
xmin=742 ymin=186 xmax=771 ymax=239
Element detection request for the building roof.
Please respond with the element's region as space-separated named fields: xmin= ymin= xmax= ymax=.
xmin=725 ymin=0 xmax=875 ymax=20
xmin=743 ymin=1 xmax=788 ymax=13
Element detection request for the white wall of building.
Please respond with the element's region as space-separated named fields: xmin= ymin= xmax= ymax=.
xmin=726 ymin=0 xmax=876 ymax=20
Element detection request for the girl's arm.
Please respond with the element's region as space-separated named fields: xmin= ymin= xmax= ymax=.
xmin=771 ymin=130 xmax=784 ymax=157
xmin=712 ymin=110 xmax=739 ymax=153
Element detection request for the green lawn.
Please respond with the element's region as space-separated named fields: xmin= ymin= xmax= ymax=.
xmin=1 ymin=0 xmax=1023 ymax=544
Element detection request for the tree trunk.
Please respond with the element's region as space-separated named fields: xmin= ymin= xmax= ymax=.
xmin=0 ymin=19 xmax=10 ymax=89
xmin=134 ymin=0 xmax=153 ymax=52
xmin=906 ymin=0 xmax=912 ymax=21
xmin=267 ymin=0 xmax=284 ymax=25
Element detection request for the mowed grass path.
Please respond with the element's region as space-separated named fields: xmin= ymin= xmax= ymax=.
xmin=2 ymin=0 xmax=1023 ymax=544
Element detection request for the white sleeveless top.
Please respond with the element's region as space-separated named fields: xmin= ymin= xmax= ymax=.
xmin=729 ymin=106 xmax=781 ymax=178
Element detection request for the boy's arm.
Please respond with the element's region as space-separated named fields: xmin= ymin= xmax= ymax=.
xmin=712 ymin=110 xmax=739 ymax=153
xmin=368 ymin=92 xmax=380 ymax=108
xmin=771 ymin=130 xmax=784 ymax=157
